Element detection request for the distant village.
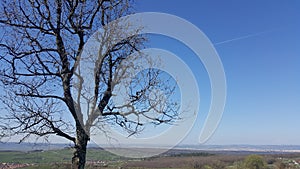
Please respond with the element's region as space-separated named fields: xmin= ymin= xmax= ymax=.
xmin=0 ymin=163 xmax=32 ymax=169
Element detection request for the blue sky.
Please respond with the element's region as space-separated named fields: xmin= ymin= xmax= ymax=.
xmin=1 ymin=1 xmax=299 ymax=147
xmin=136 ymin=0 xmax=300 ymax=145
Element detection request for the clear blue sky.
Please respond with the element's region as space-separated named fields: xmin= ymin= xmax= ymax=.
xmin=1 ymin=1 xmax=299 ymax=146
xmin=136 ymin=0 xmax=300 ymax=145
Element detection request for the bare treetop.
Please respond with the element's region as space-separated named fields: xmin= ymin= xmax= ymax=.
xmin=0 ymin=1 xmax=180 ymax=168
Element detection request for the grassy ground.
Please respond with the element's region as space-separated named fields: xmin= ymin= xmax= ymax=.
xmin=1 ymin=149 xmax=300 ymax=169
xmin=0 ymin=149 xmax=72 ymax=164
xmin=0 ymin=148 xmax=122 ymax=164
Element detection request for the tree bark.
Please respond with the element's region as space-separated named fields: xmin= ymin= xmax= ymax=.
xmin=72 ymin=127 xmax=89 ymax=169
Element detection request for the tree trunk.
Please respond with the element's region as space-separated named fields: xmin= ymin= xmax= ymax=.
xmin=72 ymin=127 xmax=89 ymax=169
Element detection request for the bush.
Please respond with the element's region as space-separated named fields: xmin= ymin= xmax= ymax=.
xmin=244 ymin=155 xmax=268 ymax=169
xmin=232 ymin=161 xmax=244 ymax=169
xmin=202 ymin=165 xmax=213 ymax=169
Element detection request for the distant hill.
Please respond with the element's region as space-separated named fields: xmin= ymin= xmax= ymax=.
xmin=0 ymin=142 xmax=69 ymax=151
xmin=176 ymin=144 xmax=300 ymax=154
xmin=1 ymin=142 xmax=300 ymax=154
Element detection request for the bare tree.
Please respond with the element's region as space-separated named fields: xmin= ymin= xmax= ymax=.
xmin=0 ymin=0 xmax=179 ymax=168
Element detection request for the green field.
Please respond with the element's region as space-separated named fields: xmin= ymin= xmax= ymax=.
xmin=0 ymin=148 xmax=124 ymax=163
xmin=0 ymin=148 xmax=126 ymax=168
xmin=1 ymin=149 xmax=300 ymax=169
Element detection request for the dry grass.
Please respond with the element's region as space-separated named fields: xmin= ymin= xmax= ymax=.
xmin=122 ymin=154 xmax=245 ymax=169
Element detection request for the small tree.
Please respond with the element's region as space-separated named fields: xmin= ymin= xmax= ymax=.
xmin=244 ymin=155 xmax=268 ymax=169
xmin=0 ymin=0 xmax=179 ymax=168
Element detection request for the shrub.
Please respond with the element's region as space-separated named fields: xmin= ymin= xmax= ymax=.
xmin=202 ymin=165 xmax=213 ymax=169
xmin=232 ymin=161 xmax=244 ymax=169
xmin=244 ymin=155 xmax=268 ymax=169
